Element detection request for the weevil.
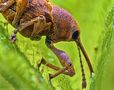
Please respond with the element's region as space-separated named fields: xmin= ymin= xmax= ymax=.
xmin=0 ymin=0 xmax=94 ymax=89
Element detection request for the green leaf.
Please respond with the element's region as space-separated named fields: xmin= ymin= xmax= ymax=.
xmin=90 ymin=6 xmax=114 ymax=90
xmin=0 ymin=23 xmax=54 ymax=90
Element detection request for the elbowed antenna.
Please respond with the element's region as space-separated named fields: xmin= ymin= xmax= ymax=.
xmin=75 ymin=38 xmax=94 ymax=75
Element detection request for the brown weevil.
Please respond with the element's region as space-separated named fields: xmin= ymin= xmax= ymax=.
xmin=0 ymin=0 xmax=94 ymax=89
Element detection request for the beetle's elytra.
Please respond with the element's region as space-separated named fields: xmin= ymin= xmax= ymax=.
xmin=0 ymin=0 xmax=94 ymax=89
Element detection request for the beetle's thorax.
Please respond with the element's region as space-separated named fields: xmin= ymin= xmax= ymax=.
xmin=49 ymin=6 xmax=80 ymax=43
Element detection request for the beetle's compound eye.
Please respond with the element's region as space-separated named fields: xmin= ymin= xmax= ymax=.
xmin=72 ymin=31 xmax=79 ymax=40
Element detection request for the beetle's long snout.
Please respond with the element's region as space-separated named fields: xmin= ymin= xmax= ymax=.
xmin=75 ymin=38 xmax=94 ymax=75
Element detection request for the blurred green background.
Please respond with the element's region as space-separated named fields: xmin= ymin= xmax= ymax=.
xmin=0 ymin=0 xmax=114 ymax=90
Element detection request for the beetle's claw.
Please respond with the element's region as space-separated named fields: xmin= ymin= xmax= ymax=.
xmin=48 ymin=73 xmax=53 ymax=84
xmin=49 ymin=73 xmax=52 ymax=80
xmin=37 ymin=58 xmax=44 ymax=69
xmin=10 ymin=34 xmax=17 ymax=43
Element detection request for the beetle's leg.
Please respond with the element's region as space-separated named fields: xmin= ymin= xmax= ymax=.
xmin=10 ymin=17 xmax=38 ymax=42
xmin=9 ymin=18 xmax=36 ymax=42
xmin=10 ymin=16 xmax=51 ymax=42
xmin=18 ymin=16 xmax=51 ymax=33
xmin=12 ymin=0 xmax=28 ymax=26
xmin=18 ymin=16 xmax=51 ymax=39
xmin=38 ymin=58 xmax=71 ymax=76
xmin=45 ymin=37 xmax=75 ymax=79
xmin=0 ymin=0 xmax=15 ymax=12
xmin=10 ymin=29 xmax=18 ymax=43
xmin=31 ymin=15 xmax=51 ymax=37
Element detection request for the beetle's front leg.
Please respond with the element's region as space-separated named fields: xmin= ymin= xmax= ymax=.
xmin=38 ymin=58 xmax=71 ymax=76
xmin=31 ymin=15 xmax=51 ymax=37
xmin=45 ymin=37 xmax=75 ymax=79
xmin=10 ymin=15 xmax=52 ymax=42
xmin=0 ymin=0 xmax=15 ymax=12
xmin=12 ymin=0 xmax=28 ymax=26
